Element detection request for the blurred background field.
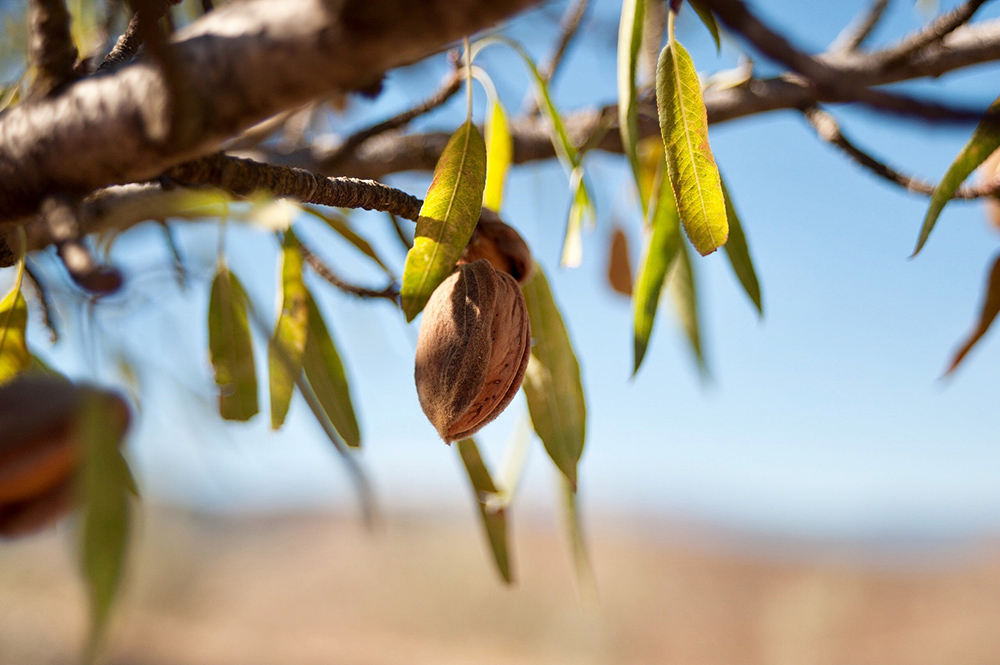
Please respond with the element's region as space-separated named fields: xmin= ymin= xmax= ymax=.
xmin=3 ymin=506 xmax=1000 ymax=665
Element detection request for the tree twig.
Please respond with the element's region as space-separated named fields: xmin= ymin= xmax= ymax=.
xmin=831 ymin=0 xmax=890 ymax=52
xmin=28 ymin=0 xmax=79 ymax=97
xmin=296 ymin=235 xmax=399 ymax=302
xmin=879 ymin=0 xmax=991 ymax=66
xmin=23 ymin=259 xmax=59 ymax=342
xmin=524 ymin=0 xmax=589 ymax=114
xmin=803 ymin=106 xmax=1000 ymax=199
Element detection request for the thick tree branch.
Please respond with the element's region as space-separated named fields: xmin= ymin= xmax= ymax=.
xmin=0 ymin=0 xmax=543 ymax=227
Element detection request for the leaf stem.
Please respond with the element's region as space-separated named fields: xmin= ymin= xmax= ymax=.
xmin=464 ymin=36 xmax=473 ymax=122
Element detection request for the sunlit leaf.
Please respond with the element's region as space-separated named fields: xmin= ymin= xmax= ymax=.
xmin=302 ymin=293 xmax=361 ymax=448
xmin=670 ymin=240 xmax=709 ymax=376
xmin=656 ymin=37 xmax=728 ymax=255
xmin=607 ymin=227 xmax=634 ymax=296
xmin=688 ymin=0 xmax=722 ymax=52
xmin=521 ymin=267 xmax=586 ymax=490
xmin=633 ymin=166 xmax=682 ymax=374
xmin=457 ymin=438 xmax=513 ymax=584
xmin=558 ymin=473 xmax=596 ymax=603
xmin=268 ymin=231 xmax=309 ymax=429
xmin=484 ymin=98 xmax=513 ymax=212
xmin=79 ymin=389 xmax=132 ymax=661
xmin=303 ymin=207 xmax=394 ymax=278
xmin=208 ymin=266 xmax=259 ymax=421
xmin=0 ymin=285 xmax=29 ymax=386
xmin=637 ymin=137 xmax=665 ymax=216
xmin=945 ymin=252 xmax=1000 ymax=375
xmin=915 ymin=95 xmax=1000 ymax=255
xmin=720 ymin=178 xmax=763 ymax=315
xmin=562 ymin=167 xmax=595 ymax=268
xmin=619 ymin=0 xmax=646 ymax=211
xmin=401 ymin=121 xmax=487 ymax=321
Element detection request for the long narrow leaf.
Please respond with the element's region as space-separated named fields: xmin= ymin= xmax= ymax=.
xmin=457 ymin=438 xmax=513 ymax=584
xmin=619 ymin=0 xmax=646 ymax=211
xmin=656 ymin=37 xmax=728 ymax=255
xmin=0 ymin=286 xmax=29 ymax=386
xmin=484 ymin=97 xmax=513 ymax=212
xmin=945 ymin=252 xmax=1000 ymax=374
xmin=302 ymin=293 xmax=361 ymax=448
xmin=303 ymin=207 xmax=394 ymax=278
xmin=688 ymin=0 xmax=722 ymax=52
xmin=207 ymin=266 xmax=258 ymax=421
xmin=559 ymin=473 xmax=596 ymax=603
xmin=521 ymin=267 xmax=586 ymax=490
xmin=669 ymin=240 xmax=709 ymax=377
xmin=268 ymin=231 xmax=309 ymax=429
xmin=633 ymin=165 xmax=682 ymax=374
xmin=401 ymin=121 xmax=487 ymax=320
xmin=914 ymin=95 xmax=1000 ymax=255
xmin=720 ymin=178 xmax=763 ymax=316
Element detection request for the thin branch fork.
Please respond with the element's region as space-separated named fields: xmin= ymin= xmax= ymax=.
xmin=296 ymin=236 xmax=398 ymax=302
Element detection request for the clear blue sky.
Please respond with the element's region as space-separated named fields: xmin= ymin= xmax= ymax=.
xmin=18 ymin=0 xmax=1000 ymax=543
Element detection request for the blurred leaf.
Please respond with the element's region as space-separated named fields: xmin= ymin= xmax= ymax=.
xmin=401 ymin=121 xmax=487 ymax=321
xmin=457 ymin=438 xmax=513 ymax=584
xmin=687 ymin=0 xmax=722 ymax=52
xmin=208 ymin=266 xmax=259 ymax=421
xmin=79 ymin=390 xmax=132 ymax=662
xmin=484 ymin=97 xmax=513 ymax=212
xmin=607 ymin=227 xmax=634 ymax=296
xmin=915 ymin=95 xmax=1000 ymax=255
xmin=303 ymin=207 xmax=394 ymax=278
xmin=485 ymin=415 xmax=533 ymax=513
xmin=720 ymin=178 xmax=763 ymax=316
xmin=670 ymin=240 xmax=709 ymax=377
xmin=619 ymin=0 xmax=646 ymax=212
xmin=0 ymin=285 xmax=29 ymax=386
xmin=945 ymin=252 xmax=1000 ymax=375
xmin=980 ymin=148 xmax=1000 ymax=231
xmin=302 ymin=293 xmax=361 ymax=448
xmin=268 ymin=231 xmax=309 ymax=429
xmin=656 ymin=37 xmax=728 ymax=255
xmin=558 ymin=473 xmax=597 ymax=603
xmin=633 ymin=165 xmax=682 ymax=374
xmin=521 ymin=267 xmax=586 ymax=490
xmin=562 ymin=167 xmax=595 ymax=268
xmin=637 ymin=137 xmax=665 ymax=216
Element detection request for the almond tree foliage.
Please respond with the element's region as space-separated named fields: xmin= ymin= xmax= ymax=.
xmin=1 ymin=0 xmax=1000 ymax=657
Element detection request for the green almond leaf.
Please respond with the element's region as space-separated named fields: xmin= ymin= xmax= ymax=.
xmin=79 ymin=389 xmax=132 ymax=662
xmin=521 ymin=266 xmax=586 ymax=490
xmin=558 ymin=473 xmax=597 ymax=603
xmin=656 ymin=38 xmax=729 ymax=256
xmin=0 ymin=285 xmax=29 ymax=386
xmin=268 ymin=231 xmax=309 ymax=430
xmin=484 ymin=97 xmax=513 ymax=213
xmin=302 ymin=292 xmax=361 ymax=448
xmin=633 ymin=165 xmax=682 ymax=374
xmin=457 ymin=438 xmax=513 ymax=584
xmin=401 ymin=120 xmax=487 ymax=321
xmin=562 ymin=167 xmax=595 ymax=268
xmin=619 ymin=0 xmax=646 ymax=210
xmin=720 ymin=177 xmax=763 ymax=316
xmin=945 ymin=252 xmax=1000 ymax=375
xmin=688 ymin=0 xmax=722 ymax=52
xmin=303 ymin=206 xmax=393 ymax=278
xmin=670 ymin=240 xmax=709 ymax=377
xmin=208 ymin=266 xmax=259 ymax=421
xmin=914 ymin=96 xmax=1000 ymax=256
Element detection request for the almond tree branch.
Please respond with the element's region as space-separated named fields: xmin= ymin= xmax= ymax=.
xmin=879 ymin=0 xmax=991 ymax=66
xmin=29 ymin=0 xmax=79 ymax=97
xmin=831 ymin=0 xmax=890 ymax=52
xmin=297 ymin=237 xmax=399 ymax=302
xmin=803 ymin=106 xmax=1000 ymax=199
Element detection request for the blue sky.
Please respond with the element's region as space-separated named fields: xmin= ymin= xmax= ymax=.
xmin=13 ymin=0 xmax=1000 ymax=543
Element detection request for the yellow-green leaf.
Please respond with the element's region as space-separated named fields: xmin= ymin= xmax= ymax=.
xmin=0 ymin=286 xmax=29 ymax=386
xmin=457 ymin=438 xmax=513 ymax=584
xmin=484 ymin=98 xmax=513 ymax=212
xmin=633 ymin=164 xmax=682 ymax=374
xmin=619 ymin=0 xmax=646 ymax=210
xmin=562 ymin=167 xmax=595 ymax=268
xmin=302 ymin=293 xmax=360 ymax=448
xmin=303 ymin=207 xmax=393 ymax=278
xmin=268 ymin=231 xmax=309 ymax=429
xmin=521 ymin=267 xmax=586 ymax=490
xmin=915 ymin=95 xmax=1000 ymax=255
xmin=401 ymin=121 xmax=487 ymax=321
xmin=656 ymin=37 xmax=728 ymax=255
xmin=670 ymin=240 xmax=709 ymax=377
xmin=720 ymin=178 xmax=763 ymax=316
xmin=688 ymin=0 xmax=722 ymax=52
xmin=79 ymin=389 xmax=132 ymax=662
xmin=208 ymin=266 xmax=259 ymax=421
xmin=945 ymin=252 xmax=1000 ymax=375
